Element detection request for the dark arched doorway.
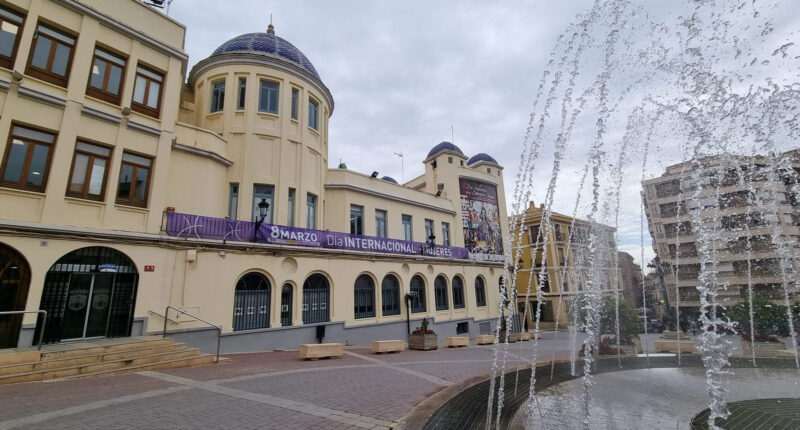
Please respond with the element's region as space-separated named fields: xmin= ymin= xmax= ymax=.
xmin=0 ymin=243 xmax=31 ymax=348
xmin=303 ymin=274 xmax=329 ymax=324
xmin=38 ymin=247 xmax=138 ymax=343
xmin=232 ymin=272 xmax=271 ymax=331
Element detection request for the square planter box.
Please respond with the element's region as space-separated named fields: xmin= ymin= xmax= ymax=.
xmin=742 ymin=340 xmax=786 ymax=358
xmin=498 ymin=330 xmax=518 ymax=343
xmin=408 ymin=333 xmax=438 ymax=350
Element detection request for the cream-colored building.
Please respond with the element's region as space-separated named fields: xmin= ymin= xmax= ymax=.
xmin=511 ymin=202 xmax=618 ymax=329
xmin=0 ymin=0 xmax=507 ymax=351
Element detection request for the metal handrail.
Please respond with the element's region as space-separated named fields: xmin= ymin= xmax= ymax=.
xmin=162 ymin=306 xmax=221 ymax=363
xmin=0 ymin=310 xmax=47 ymax=350
xmin=148 ymin=309 xmax=179 ymax=325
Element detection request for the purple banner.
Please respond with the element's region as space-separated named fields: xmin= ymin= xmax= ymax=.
xmin=165 ymin=212 xmax=469 ymax=260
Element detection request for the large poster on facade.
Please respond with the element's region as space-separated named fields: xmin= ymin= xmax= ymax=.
xmin=459 ymin=178 xmax=504 ymax=261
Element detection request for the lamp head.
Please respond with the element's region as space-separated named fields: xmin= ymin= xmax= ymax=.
xmin=258 ymin=198 xmax=269 ymax=218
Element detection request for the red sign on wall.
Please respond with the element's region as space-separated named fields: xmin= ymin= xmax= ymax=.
xmin=144 ymin=265 xmax=155 ymax=272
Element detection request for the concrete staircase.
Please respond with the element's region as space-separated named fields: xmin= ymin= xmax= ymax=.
xmin=0 ymin=336 xmax=217 ymax=384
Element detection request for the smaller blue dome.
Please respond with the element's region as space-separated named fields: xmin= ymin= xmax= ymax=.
xmin=468 ymin=153 xmax=499 ymax=166
xmin=381 ymin=176 xmax=398 ymax=184
xmin=427 ymin=141 xmax=464 ymax=159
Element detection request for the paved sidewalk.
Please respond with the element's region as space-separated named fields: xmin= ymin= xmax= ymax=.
xmin=0 ymin=333 xmax=575 ymax=430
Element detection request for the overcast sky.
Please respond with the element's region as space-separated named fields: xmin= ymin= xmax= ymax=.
xmin=167 ymin=1 xmax=800 ymax=270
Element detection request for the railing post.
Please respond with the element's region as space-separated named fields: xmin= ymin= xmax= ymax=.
xmin=37 ymin=310 xmax=47 ymax=351
xmin=163 ymin=306 xmax=170 ymax=338
xmin=216 ymin=327 xmax=221 ymax=363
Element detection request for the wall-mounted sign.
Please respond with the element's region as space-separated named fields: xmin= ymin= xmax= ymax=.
xmin=144 ymin=265 xmax=155 ymax=272
xmin=459 ymin=178 xmax=504 ymax=262
xmin=165 ymin=212 xmax=471 ymax=260
xmin=98 ymin=264 xmax=117 ymax=273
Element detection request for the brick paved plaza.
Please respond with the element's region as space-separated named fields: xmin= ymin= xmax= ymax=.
xmin=0 ymin=333 xmax=576 ymax=430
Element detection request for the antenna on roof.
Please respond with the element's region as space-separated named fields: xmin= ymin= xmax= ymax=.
xmin=451 ymin=124 xmax=454 ymax=143
xmin=394 ymin=152 xmax=404 ymax=183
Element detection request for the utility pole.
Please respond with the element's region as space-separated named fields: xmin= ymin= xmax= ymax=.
xmin=394 ymin=152 xmax=404 ymax=183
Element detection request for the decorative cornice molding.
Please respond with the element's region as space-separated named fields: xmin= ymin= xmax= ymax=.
xmin=172 ymin=140 xmax=233 ymax=166
xmin=81 ymin=105 xmax=122 ymax=124
xmin=324 ymin=183 xmax=456 ymax=215
xmin=127 ymin=120 xmax=162 ymax=137
xmin=17 ymin=86 xmax=67 ymax=108
xmin=55 ymin=0 xmax=188 ymax=63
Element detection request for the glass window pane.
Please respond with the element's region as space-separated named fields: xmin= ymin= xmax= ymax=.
xmin=26 ymin=144 xmax=49 ymax=186
xmin=52 ymin=42 xmax=70 ymax=76
xmin=0 ymin=8 xmax=23 ymax=24
xmin=88 ymin=158 xmax=105 ymax=195
xmin=146 ymin=81 xmax=160 ymax=108
xmin=133 ymin=76 xmax=146 ymax=103
xmin=107 ymin=64 xmax=122 ymax=95
xmin=133 ymin=166 xmax=148 ymax=202
xmin=69 ymin=153 xmax=88 ymax=193
xmin=31 ymin=36 xmax=50 ymax=69
xmin=122 ymin=152 xmax=151 ymax=166
xmin=37 ymin=26 xmax=74 ymax=44
xmin=136 ymin=66 xmax=161 ymax=81
xmin=76 ymin=141 xmax=110 ymax=156
xmin=94 ymin=48 xmax=124 ymax=65
xmin=2 ymin=139 xmax=27 ymax=182
xmin=0 ymin=21 xmax=18 ymax=57
xmin=117 ymin=164 xmax=133 ymax=199
xmin=89 ymin=58 xmax=105 ymax=89
xmin=12 ymin=126 xmax=54 ymax=143
xmin=291 ymin=88 xmax=298 ymax=119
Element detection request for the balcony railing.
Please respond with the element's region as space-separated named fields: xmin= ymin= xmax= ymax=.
xmin=164 ymin=211 xmax=471 ymax=260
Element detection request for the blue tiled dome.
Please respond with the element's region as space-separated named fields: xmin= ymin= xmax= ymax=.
xmin=467 ymin=153 xmax=499 ymax=166
xmin=211 ymin=31 xmax=320 ymax=79
xmin=381 ymin=176 xmax=398 ymax=184
xmin=427 ymin=141 xmax=464 ymax=159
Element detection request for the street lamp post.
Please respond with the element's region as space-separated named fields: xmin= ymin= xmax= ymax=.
xmin=253 ymin=198 xmax=269 ymax=241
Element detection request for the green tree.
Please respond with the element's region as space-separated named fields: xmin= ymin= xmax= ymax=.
xmin=600 ymin=296 xmax=643 ymax=335
xmin=727 ymin=299 xmax=790 ymax=337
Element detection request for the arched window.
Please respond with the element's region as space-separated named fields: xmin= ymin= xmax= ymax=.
xmin=233 ymin=272 xmax=271 ymax=331
xmin=39 ymin=246 xmax=138 ymax=343
xmin=452 ymin=276 xmax=465 ymax=309
xmin=354 ymin=274 xmax=375 ymax=319
xmin=434 ymin=275 xmax=449 ymax=311
xmin=410 ymin=275 xmax=426 ymax=313
xmin=280 ymin=284 xmax=293 ymax=326
xmin=303 ymin=274 xmax=330 ymax=324
xmin=0 ymin=243 xmax=30 ymax=348
xmin=475 ymin=276 xmax=487 ymax=307
xmin=381 ymin=275 xmax=400 ymax=316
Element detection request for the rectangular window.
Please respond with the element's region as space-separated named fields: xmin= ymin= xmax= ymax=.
xmin=375 ymin=209 xmax=387 ymax=238
xmin=456 ymin=322 xmax=469 ymax=335
xmin=67 ymin=141 xmax=110 ymax=201
xmin=132 ymin=65 xmax=163 ymax=117
xmin=425 ymin=219 xmax=434 ymax=242
xmin=306 ymin=193 xmax=317 ymax=229
xmin=228 ymin=183 xmax=238 ymax=219
xmin=290 ymin=88 xmax=299 ymax=120
xmin=0 ymin=6 xmax=24 ymax=69
xmin=308 ymin=98 xmax=319 ymax=130
xmin=210 ymin=81 xmax=225 ymax=113
xmin=442 ymin=222 xmax=450 ymax=246
xmin=116 ymin=152 xmax=152 ymax=207
xmin=258 ymin=80 xmax=279 ymax=114
xmin=0 ymin=125 xmax=56 ymax=192
xmin=26 ymin=23 xmax=75 ymax=86
xmin=86 ymin=47 xmax=126 ymax=104
xmin=402 ymin=214 xmax=412 ymax=241
xmin=350 ymin=205 xmax=364 ymax=235
xmin=251 ymin=184 xmax=274 ymax=223
xmin=287 ymin=188 xmax=296 ymax=226
xmin=237 ymin=77 xmax=246 ymax=109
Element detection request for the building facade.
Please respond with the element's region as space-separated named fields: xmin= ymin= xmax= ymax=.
xmin=511 ymin=202 xmax=618 ymax=329
xmin=0 ymin=0 xmax=507 ymax=352
xmin=641 ymin=152 xmax=800 ymax=315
